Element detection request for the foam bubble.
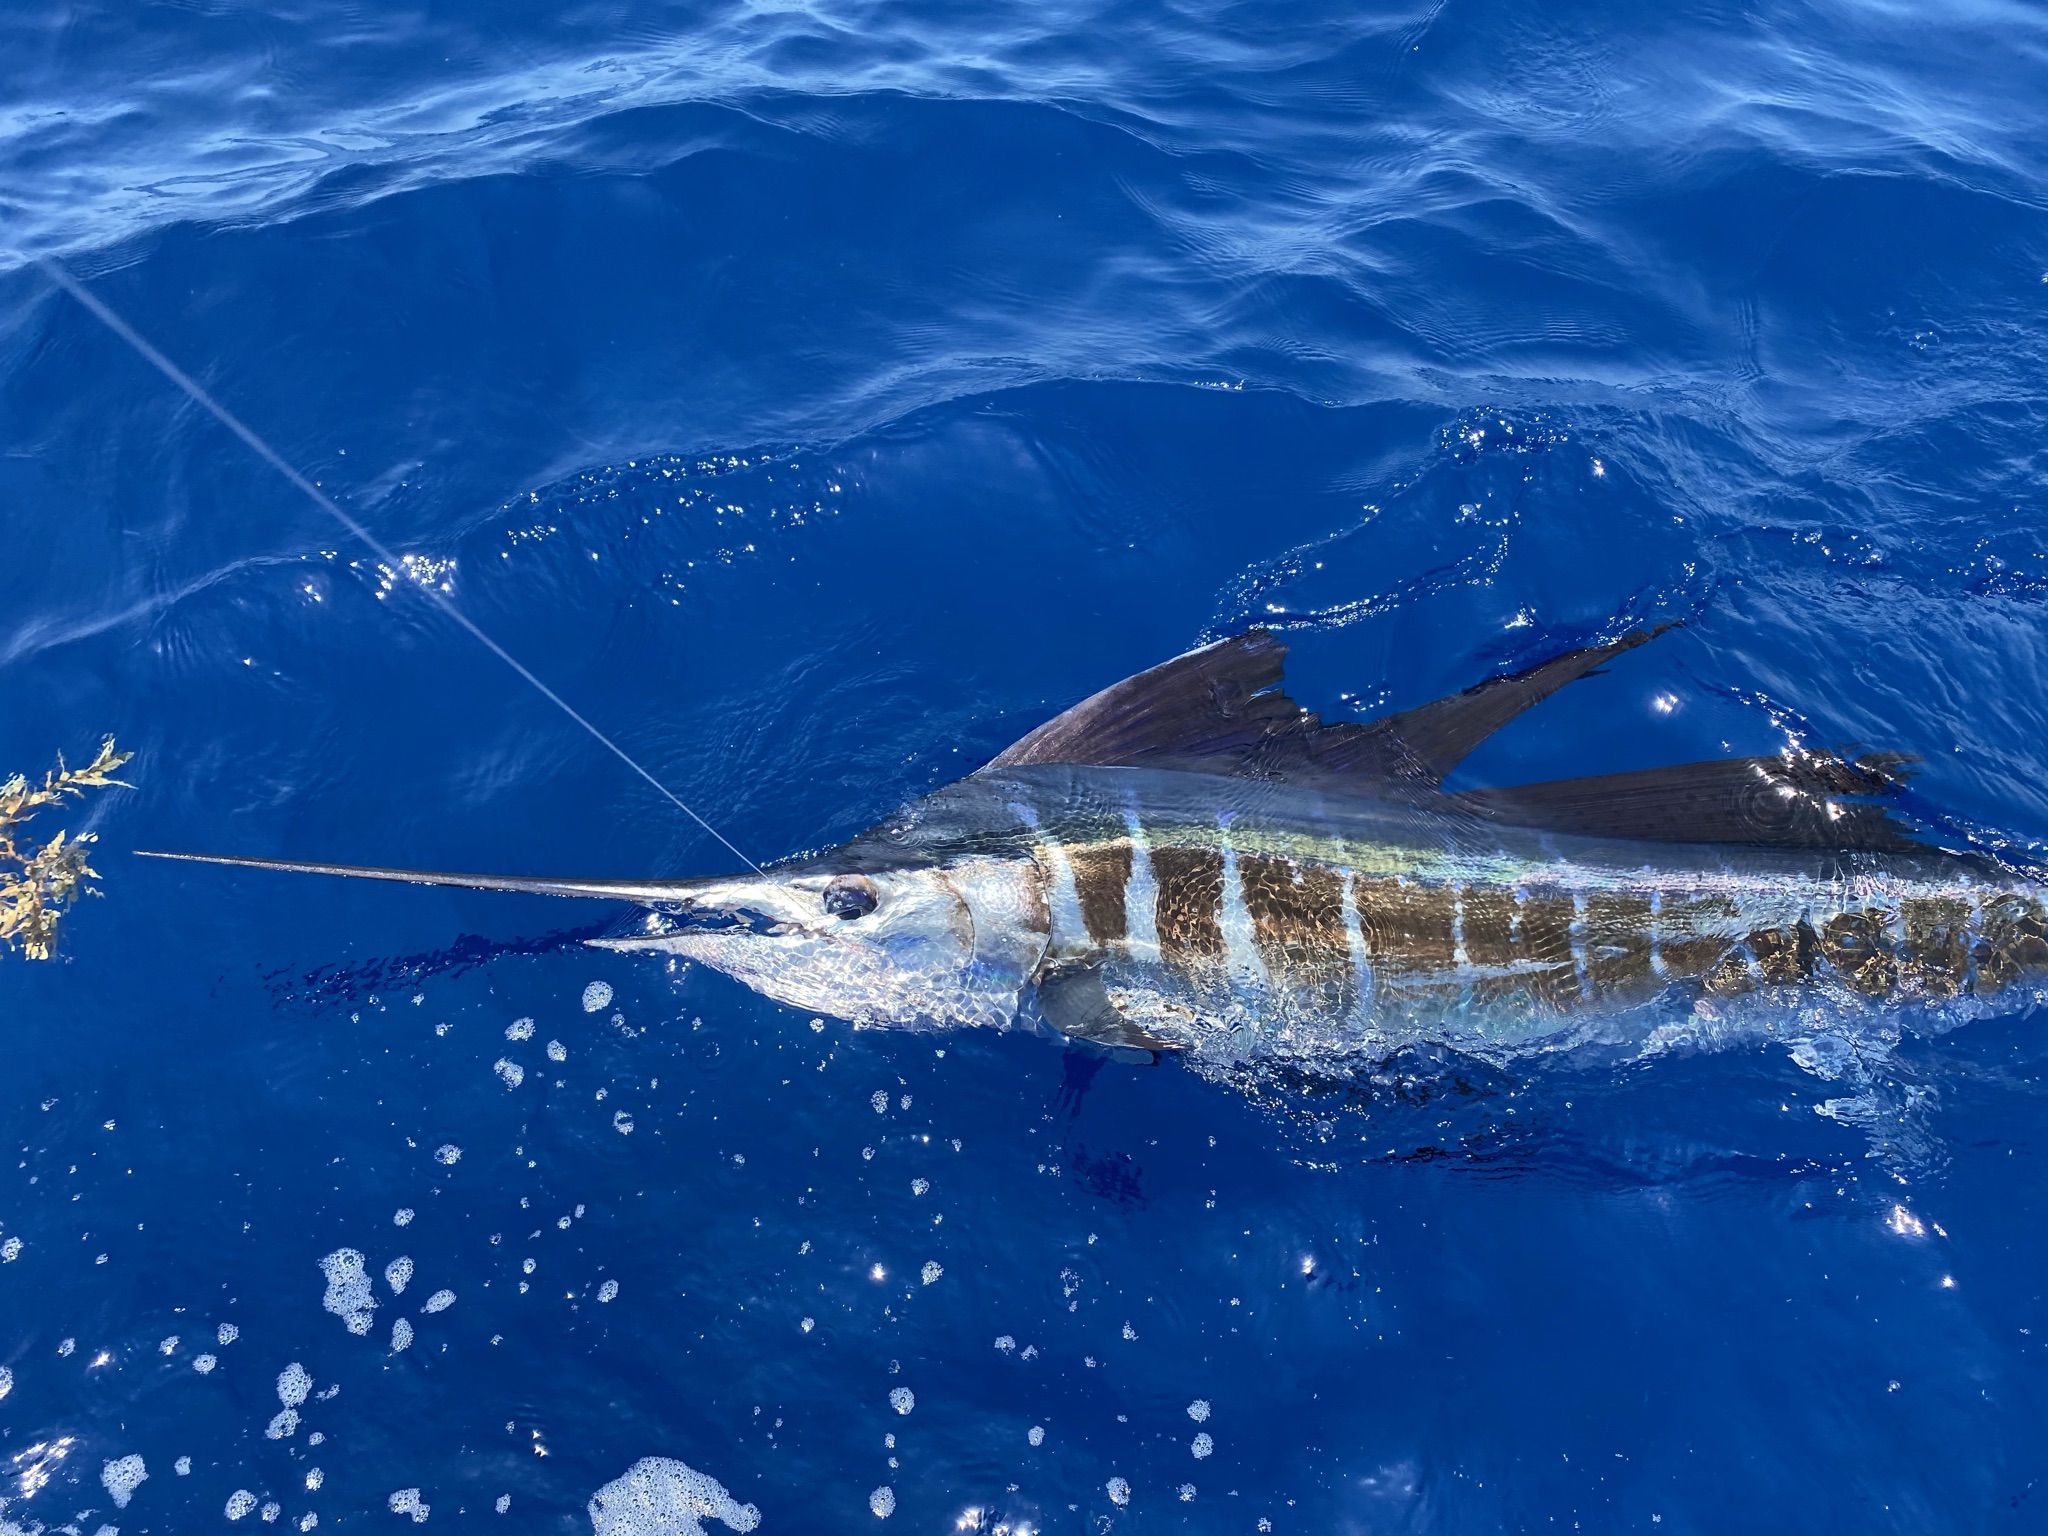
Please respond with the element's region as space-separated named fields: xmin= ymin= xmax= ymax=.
xmin=395 ymin=1209 xmax=415 ymax=1227
xmin=993 ymin=1336 xmax=1015 ymax=1353
xmin=909 ymin=1179 xmax=929 ymax=1197
xmin=320 ymin=1249 xmax=377 ymax=1335
xmin=870 ymin=1092 xmax=888 ymax=1114
xmin=507 ymin=1018 xmax=536 ymax=1041
xmin=548 ymin=1040 xmax=568 ymax=1062
xmin=422 ymin=1289 xmax=456 ymax=1314
xmin=1107 ymin=1478 xmax=1130 ymax=1507
xmin=868 ymin=1488 xmax=895 ymax=1520
xmin=278 ymin=1363 xmax=312 ymax=1407
xmin=392 ymin=1317 xmax=414 ymax=1351
xmin=266 ymin=1409 xmax=300 ymax=1439
xmin=583 ymin=982 xmax=614 ymax=1013
xmin=299 ymin=1515 xmax=319 ymax=1531
xmin=889 ymin=1388 xmax=914 ymax=1415
xmin=218 ymin=1322 xmax=240 ymax=1345
xmin=386 ymin=1257 xmax=414 ymax=1295
xmin=435 ymin=1144 xmax=462 ymax=1165
xmin=598 ymin=1280 xmax=620 ymax=1302
xmin=495 ymin=1059 xmax=526 ymax=1089
xmin=1027 ymin=1426 xmax=1044 ymax=1447
xmin=102 ymin=1454 xmax=147 ymax=1508
xmin=1191 ymin=1432 xmax=1213 ymax=1459
xmin=194 ymin=1354 xmax=217 ymax=1373
xmin=613 ymin=1112 xmax=635 ymax=1135
xmin=1186 ymin=1399 xmax=1210 ymax=1423
xmin=307 ymin=1469 xmax=324 ymax=1491
xmin=389 ymin=1488 xmax=430 ymax=1523
xmin=0 ymin=1236 xmax=19 ymax=1261
xmin=227 ymin=1490 xmax=257 ymax=1520
xmin=1178 ymin=1483 xmax=1196 ymax=1502
xmin=920 ymin=1262 xmax=942 ymax=1285
xmin=0 ymin=1365 xmax=11 ymax=1400
xmin=159 ymin=1335 xmax=179 ymax=1355
xmin=587 ymin=1456 xmax=761 ymax=1535
xmin=175 ymin=1458 xmax=192 ymax=1476
xmin=263 ymin=1500 xmax=283 ymax=1520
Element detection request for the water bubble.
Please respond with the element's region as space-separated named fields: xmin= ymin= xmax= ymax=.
xmin=583 ymin=981 xmax=614 ymax=1012
xmin=588 ymin=1457 xmax=760 ymax=1535
xmin=319 ymin=1250 xmax=377 ymax=1334
xmin=869 ymin=1487 xmax=896 ymax=1519
xmin=889 ymin=1388 xmax=914 ymax=1415
xmin=389 ymin=1488 xmax=430 ymax=1523
xmin=101 ymin=1454 xmax=147 ymax=1508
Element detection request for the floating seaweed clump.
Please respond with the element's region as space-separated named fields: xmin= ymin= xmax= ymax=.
xmin=0 ymin=737 xmax=132 ymax=960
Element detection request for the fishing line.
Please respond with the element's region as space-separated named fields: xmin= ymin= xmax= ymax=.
xmin=39 ymin=258 xmax=764 ymax=875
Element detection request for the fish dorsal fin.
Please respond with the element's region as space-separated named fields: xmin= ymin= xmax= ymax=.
xmin=1315 ymin=626 xmax=1672 ymax=785
xmin=1452 ymin=752 xmax=1929 ymax=852
xmin=985 ymin=630 xmax=1306 ymax=772
xmin=984 ymin=626 xmax=1670 ymax=791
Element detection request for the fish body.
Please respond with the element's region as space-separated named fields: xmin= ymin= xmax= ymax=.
xmin=144 ymin=626 xmax=2048 ymax=1060
xmin=614 ymin=762 xmax=2047 ymax=1058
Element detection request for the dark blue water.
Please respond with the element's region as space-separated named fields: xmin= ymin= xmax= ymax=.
xmin=5 ymin=2 xmax=2048 ymax=1530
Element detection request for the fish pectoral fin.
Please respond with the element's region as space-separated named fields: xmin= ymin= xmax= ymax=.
xmin=1035 ymin=963 xmax=1182 ymax=1053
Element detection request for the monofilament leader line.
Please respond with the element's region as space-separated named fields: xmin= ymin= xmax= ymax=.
xmin=40 ymin=258 xmax=763 ymax=875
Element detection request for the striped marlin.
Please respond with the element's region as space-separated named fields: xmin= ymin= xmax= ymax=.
xmin=144 ymin=629 xmax=2048 ymax=1061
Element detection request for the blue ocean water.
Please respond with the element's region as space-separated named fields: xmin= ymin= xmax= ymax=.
xmin=5 ymin=0 xmax=2048 ymax=1529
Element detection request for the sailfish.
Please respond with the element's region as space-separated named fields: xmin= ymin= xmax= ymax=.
xmin=144 ymin=628 xmax=2048 ymax=1059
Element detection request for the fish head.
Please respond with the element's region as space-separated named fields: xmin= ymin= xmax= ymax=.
xmin=596 ymin=848 xmax=1049 ymax=1030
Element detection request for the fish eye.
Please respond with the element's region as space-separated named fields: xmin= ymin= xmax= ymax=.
xmin=821 ymin=875 xmax=879 ymax=920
